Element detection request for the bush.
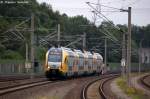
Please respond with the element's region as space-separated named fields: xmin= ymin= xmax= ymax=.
xmin=126 ymin=87 xmax=136 ymax=95
xmin=1 ymin=50 xmax=23 ymax=60
xmin=36 ymin=46 xmax=47 ymax=61
xmin=116 ymin=77 xmax=147 ymax=99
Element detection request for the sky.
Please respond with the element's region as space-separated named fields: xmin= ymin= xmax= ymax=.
xmin=37 ymin=0 xmax=150 ymax=26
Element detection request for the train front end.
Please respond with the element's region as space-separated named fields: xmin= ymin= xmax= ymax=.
xmin=45 ymin=48 xmax=64 ymax=78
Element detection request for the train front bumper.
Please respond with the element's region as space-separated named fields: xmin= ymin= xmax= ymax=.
xmin=45 ymin=69 xmax=65 ymax=78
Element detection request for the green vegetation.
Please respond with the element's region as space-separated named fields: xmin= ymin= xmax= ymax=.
xmin=0 ymin=59 xmax=25 ymax=64
xmin=0 ymin=0 xmax=150 ymax=63
xmin=35 ymin=46 xmax=47 ymax=60
xmin=116 ymin=77 xmax=147 ymax=99
xmin=1 ymin=50 xmax=23 ymax=59
xmin=108 ymin=63 xmax=139 ymax=70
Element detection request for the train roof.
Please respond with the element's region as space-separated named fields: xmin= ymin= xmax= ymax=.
xmin=83 ymin=51 xmax=93 ymax=58
xmin=93 ymin=53 xmax=103 ymax=60
xmin=48 ymin=47 xmax=62 ymax=52
xmin=48 ymin=47 xmax=103 ymax=59
xmin=74 ymin=49 xmax=84 ymax=58
xmin=61 ymin=47 xmax=72 ymax=51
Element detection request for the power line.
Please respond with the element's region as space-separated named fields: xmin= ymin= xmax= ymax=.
xmin=86 ymin=2 xmax=123 ymax=31
xmin=88 ymin=2 xmax=123 ymax=11
xmin=122 ymin=0 xmax=142 ymax=8
xmin=65 ymin=38 xmax=82 ymax=47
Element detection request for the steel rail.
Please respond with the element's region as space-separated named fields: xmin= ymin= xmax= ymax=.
xmin=0 ymin=80 xmax=53 ymax=96
xmin=140 ymin=74 xmax=150 ymax=89
xmin=81 ymin=74 xmax=119 ymax=99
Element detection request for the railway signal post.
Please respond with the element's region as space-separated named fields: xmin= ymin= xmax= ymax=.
xmin=139 ymin=39 xmax=143 ymax=75
xmin=120 ymin=7 xmax=132 ymax=86
xmin=30 ymin=13 xmax=35 ymax=78
xmin=57 ymin=24 xmax=60 ymax=47
xmin=121 ymin=32 xmax=126 ymax=78
xmin=127 ymin=7 xmax=132 ymax=86
xmin=121 ymin=58 xmax=126 ymax=78
xmin=104 ymin=37 xmax=107 ymax=67
xmin=83 ymin=32 xmax=86 ymax=50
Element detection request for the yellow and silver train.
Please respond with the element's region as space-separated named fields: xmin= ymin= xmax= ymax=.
xmin=45 ymin=47 xmax=106 ymax=78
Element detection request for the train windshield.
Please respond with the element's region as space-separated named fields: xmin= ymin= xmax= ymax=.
xmin=48 ymin=50 xmax=62 ymax=62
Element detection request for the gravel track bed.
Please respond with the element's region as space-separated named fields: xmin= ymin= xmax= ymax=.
xmin=101 ymin=77 xmax=118 ymax=99
xmin=63 ymin=76 xmax=99 ymax=99
xmin=137 ymin=74 xmax=150 ymax=92
xmin=0 ymin=80 xmax=67 ymax=99
xmin=86 ymin=80 xmax=102 ymax=99
xmin=132 ymin=73 xmax=150 ymax=98
xmin=0 ymin=76 xmax=98 ymax=99
xmin=0 ymin=75 xmax=44 ymax=82
xmin=143 ymin=75 xmax=150 ymax=89
xmin=0 ymin=78 xmax=48 ymax=89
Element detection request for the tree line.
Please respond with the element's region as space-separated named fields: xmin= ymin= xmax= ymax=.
xmin=0 ymin=0 xmax=150 ymax=62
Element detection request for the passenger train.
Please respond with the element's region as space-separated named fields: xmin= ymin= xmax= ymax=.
xmin=45 ymin=47 xmax=106 ymax=78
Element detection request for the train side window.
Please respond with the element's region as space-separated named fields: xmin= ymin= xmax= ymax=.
xmin=69 ymin=56 xmax=71 ymax=66
xmin=70 ymin=57 xmax=72 ymax=67
xmin=68 ymin=56 xmax=74 ymax=67
xmin=80 ymin=57 xmax=83 ymax=67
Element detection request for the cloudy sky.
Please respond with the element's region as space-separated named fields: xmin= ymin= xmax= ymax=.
xmin=37 ymin=0 xmax=150 ymax=26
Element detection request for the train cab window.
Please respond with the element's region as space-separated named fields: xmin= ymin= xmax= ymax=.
xmin=48 ymin=54 xmax=61 ymax=62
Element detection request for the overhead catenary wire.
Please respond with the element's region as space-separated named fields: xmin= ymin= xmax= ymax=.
xmin=122 ymin=0 xmax=141 ymax=9
xmin=14 ymin=28 xmax=26 ymax=40
xmin=1 ymin=17 xmax=31 ymax=42
xmin=8 ymin=30 xmax=24 ymax=41
xmin=86 ymin=2 xmax=123 ymax=32
xmin=89 ymin=2 xmax=123 ymax=11
xmin=65 ymin=37 xmax=82 ymax=47
xmin=15 ymin=18 xmax=30 ymax=28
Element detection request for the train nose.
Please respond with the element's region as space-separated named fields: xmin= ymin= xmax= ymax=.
xmin=48 ymin=62 xmax=61 ymax=69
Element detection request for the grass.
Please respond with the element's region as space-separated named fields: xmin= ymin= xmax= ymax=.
xmin=116 ymin=77 xmax=147 ymax=99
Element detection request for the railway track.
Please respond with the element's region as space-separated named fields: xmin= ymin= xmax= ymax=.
xmin=140 ymin=74 xmax=150 ymax=90
xmin=0 ymin=78 xmax=48 ymax=90
xmin=0 ymin=80 xmax=52 ymax=95
xmin=81 ymin=74 xmax=119 ymax=99
xmin=0 ymin=75 xmax=44 ymax=82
